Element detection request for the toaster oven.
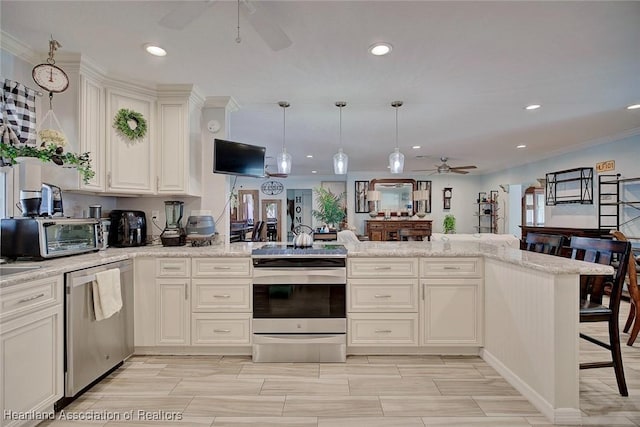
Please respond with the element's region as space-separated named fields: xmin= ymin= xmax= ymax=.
xmin=0 ymin=218 xmax=101 ymax=260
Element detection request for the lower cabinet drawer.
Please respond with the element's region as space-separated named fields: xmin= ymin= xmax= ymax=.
xmin=191 ymin=279 xmax=251 ymax=312
xmin=348 ymin=313 xmax=418 ymax=346
xmin=191 ymin=313 xmax=251 ymax=345
xmin=0 ymin=276 xmax=62 ymax=322
xmin=348 ymin=279 xmax=418 ymax=312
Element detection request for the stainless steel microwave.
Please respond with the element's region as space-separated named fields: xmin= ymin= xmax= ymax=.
xmin=0 ymin=218 xmax=101 ymax=259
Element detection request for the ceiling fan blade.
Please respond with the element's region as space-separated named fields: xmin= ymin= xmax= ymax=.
xmin=243 ymin=1 xmax=292 ymax=51
xmin=450 ymin=169 xmax=470 ymax=174
xmin=412 ymin=169 xmax=437 ymax=172
xmin=159 ymin=1 xmax=217 ymax=30
xmin=266 ymin=172 xmax=288 ymax=178
xmin=451 ymin=165 xmax=477 ymax=170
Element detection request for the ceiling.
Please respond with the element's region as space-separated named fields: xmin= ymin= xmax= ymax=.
xmin=2 ymin=1 xmax=639 ymax=177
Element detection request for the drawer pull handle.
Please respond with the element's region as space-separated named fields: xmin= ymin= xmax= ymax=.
xmin=213 ymin=329 xmax=231 ymax=333
xmin=375 ymin=329 xmax=392 ymax=333
xmin=163 ymin=266 xmax=182 ymax=271
xmin=374 ymin=266 xmax=392 ymax=270
xmin=214 ymin=266 xmax=232 ymax=270
xmin=443 ymin=266 xmax=461 ymax=270
xmin=18 ymin=293 xmax=45 ymax=304
xmin=214 ymin=294 xmax=231 ymax=298
xmin=374 ymin=294 xmax=392 ymax=298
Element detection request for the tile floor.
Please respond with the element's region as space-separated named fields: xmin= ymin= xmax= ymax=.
xmin=40 ymin=304 xmax=640 ymax=427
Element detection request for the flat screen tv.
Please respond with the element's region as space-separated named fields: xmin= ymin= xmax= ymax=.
xmin=213 ymin=139 xmax=266 ymax=178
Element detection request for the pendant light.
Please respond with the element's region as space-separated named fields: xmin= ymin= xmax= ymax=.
xmin=333 ymin=101 xmax=348 ymax=174
xmin=388 ymin=100 xmax=405 ymax=174
xmin=276 ymin=101 xmax=292 ymax=175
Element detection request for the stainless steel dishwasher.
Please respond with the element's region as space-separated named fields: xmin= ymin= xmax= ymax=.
xmin=56 ymin=260 xmax=134 ymax=410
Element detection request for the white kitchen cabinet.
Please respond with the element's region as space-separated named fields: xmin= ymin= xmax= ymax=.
xmin=134 ymin=258 xmax=156 ymax=347
xmin=190 ymin=258 xmax=252 ymax=348
xmin=105 ymin=87 xmax=156 ymax=194
xmin=78 ymin=71 xmax=106 ymax=191
xmin=420 ymin=258 xmax=484 ymax=346
xmin=348 ymin=313 xmax=419 ymax=346
xmin=347 ymin=258 xmax=419 ymax=347
xmin=157 ymin=279 xmax=191 ymax=346
xmin=0 ymin=276 xmax=63 ymax=427
xmin=156 ymin=85 xmax=204 ymax=196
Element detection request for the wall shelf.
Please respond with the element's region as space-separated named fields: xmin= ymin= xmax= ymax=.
xmin=545 ymin=167 xmax=593 ymax=206
xmin=476 ymin=191 xmax=499 ymax=233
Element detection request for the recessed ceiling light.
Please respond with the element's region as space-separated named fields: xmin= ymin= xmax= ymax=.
xmin=627 ymin=104 xmax=640 ymax=110
xmin=412 ymin=145 xmax=421 ymax=149
xmin=516 ymin=144 xmax=527 ymax=149
xmin=144 ymin=44 xmax=167 ymax=57
xmin=306 ymin=154 xmax=313 ymax=158
xmin=369 ymin=42 xmax=392 ymax=56
xmin=311 ymin=170 xmax=317 ymax=174
xmin=524 ymin=104 xmax=541 ymax=110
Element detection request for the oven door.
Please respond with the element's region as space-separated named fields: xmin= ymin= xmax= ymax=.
xmin=252 ymin=267 xmax=346 ymax=333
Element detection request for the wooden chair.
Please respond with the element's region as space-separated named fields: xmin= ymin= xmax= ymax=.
xmin=524 ymin=232 xmax=565 ymax=255
xmin=610 ymin=231 xmax=640 ymax=346
xmin=398 ymin=228 xmax=428 ymax=241
xmin=570 ymin=236 xmax=632 ymax=396
xmin=248 ymin=221 xmax=264 ymax=242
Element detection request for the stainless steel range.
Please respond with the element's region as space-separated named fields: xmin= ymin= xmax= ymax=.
xmin=251 ymin=244 xmax=347 ymax=362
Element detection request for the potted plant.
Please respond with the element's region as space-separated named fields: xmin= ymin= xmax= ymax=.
xmin=311 ymin=186 xmax=346 ymax=231
xmin=443 ymin=214 xmax=456 ymax=234
xmin=0 ymin=130 xmax=95 ymax=184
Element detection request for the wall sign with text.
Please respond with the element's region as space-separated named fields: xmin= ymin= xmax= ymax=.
xmin=261 ymin=180 xmax=284 ymax=195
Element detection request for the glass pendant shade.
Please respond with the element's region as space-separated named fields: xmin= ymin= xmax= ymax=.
xmin=277 ymin=149 xmax=292 ymax=175
xmin=389 ymin=148 xmax=404 ymax=174
xmin=388 ymin=100 xmax=404 ymax=174
xmin=333 ymin=101 xmax=348 ymax=175
xmin=333 ymin=148 xmax=348 ymax=175
xmin=277 ymin=101 xmax=292 ymax=175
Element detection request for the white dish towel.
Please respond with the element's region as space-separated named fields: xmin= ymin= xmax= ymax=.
xmin=92 ymin=268 xmax=122 ymax=321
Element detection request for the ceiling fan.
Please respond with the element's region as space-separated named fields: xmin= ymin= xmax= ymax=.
xmin=414 ymin=157 xmax=478 ymax=175
xmin=158 ymin=0 xmax=292 ymax=51
xmin=264 ymin=161 xmax=288 ymax=178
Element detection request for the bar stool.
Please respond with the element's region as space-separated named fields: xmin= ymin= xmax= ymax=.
xmin=524 ymin=232 xmax=565 ymax=255
xmin=610 ymin=231 xmax=640 ymax=346
xmin=570 ymin=236 xmax=632 ymax=396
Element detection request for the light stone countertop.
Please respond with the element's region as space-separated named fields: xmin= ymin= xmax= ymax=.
xmin=0 ymin=240 xmax=612 ymax=289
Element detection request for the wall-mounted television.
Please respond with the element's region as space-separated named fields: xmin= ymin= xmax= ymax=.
xmin=213 ymin=138 xmax=266 ymax=178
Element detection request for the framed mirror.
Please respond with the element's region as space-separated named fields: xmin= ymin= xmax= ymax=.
xmin=238 ymin=189 xmax=259 ymax=225
xmin=369 ymin=179 xmax=417 ymax=216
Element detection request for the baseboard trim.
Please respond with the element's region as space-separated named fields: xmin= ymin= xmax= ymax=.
xmin=481 ymin=348 xmax=582 ymax=425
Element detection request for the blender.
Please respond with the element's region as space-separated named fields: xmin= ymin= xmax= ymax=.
xmin=160 ymin=201 xmax=186 ymax=246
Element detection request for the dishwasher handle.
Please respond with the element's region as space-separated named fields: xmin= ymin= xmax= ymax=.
xmin=68 ymin=262 xmax=132 ymax=288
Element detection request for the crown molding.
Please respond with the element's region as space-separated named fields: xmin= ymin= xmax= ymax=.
xmin=0 ymin=30 xmax=39 ymax=64
xmin=204 ymin=96 xmax=240 ymax=112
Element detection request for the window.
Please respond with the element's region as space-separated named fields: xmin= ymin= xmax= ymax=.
xmin=522 ymin=186 xmax=545 ymax=226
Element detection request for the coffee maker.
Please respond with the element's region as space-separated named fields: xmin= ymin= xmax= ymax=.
xmin=40 ymin=183 xmax=64 ymax=217
xmin=160 ymin=201 xmax=186 ymax=246
xmin=18 ymin=190 xmax=42 ymax=217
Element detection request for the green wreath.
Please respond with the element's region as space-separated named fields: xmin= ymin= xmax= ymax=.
xmin=113 ymin=108 xmax=147 ymax=141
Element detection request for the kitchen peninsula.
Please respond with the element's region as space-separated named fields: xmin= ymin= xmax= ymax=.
xmin=0 ymin=241 xmax=611 ymax=426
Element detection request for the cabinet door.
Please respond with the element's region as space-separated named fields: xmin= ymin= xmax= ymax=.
xmin=1 ymin=305 xmax=62 ymax=423
xmin=106 ymin=89 xmax=155 ymax=193
xmin=157 ymin=100 xmax=188 ymax=195
xmin=156 ymin=279 xmax=190 ymax=345
xmin=421 ymin=279 xmax=483 ymax=346
xmin=79 ymin=74 xmax=106 ymax=191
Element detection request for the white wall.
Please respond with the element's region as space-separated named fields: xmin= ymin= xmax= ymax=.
xmin=481 ymin=134 xmax=640 ymax=237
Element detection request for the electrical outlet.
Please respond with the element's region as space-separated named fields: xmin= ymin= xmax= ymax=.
xmin=151 ymin=210 xmax=160 ymax=219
